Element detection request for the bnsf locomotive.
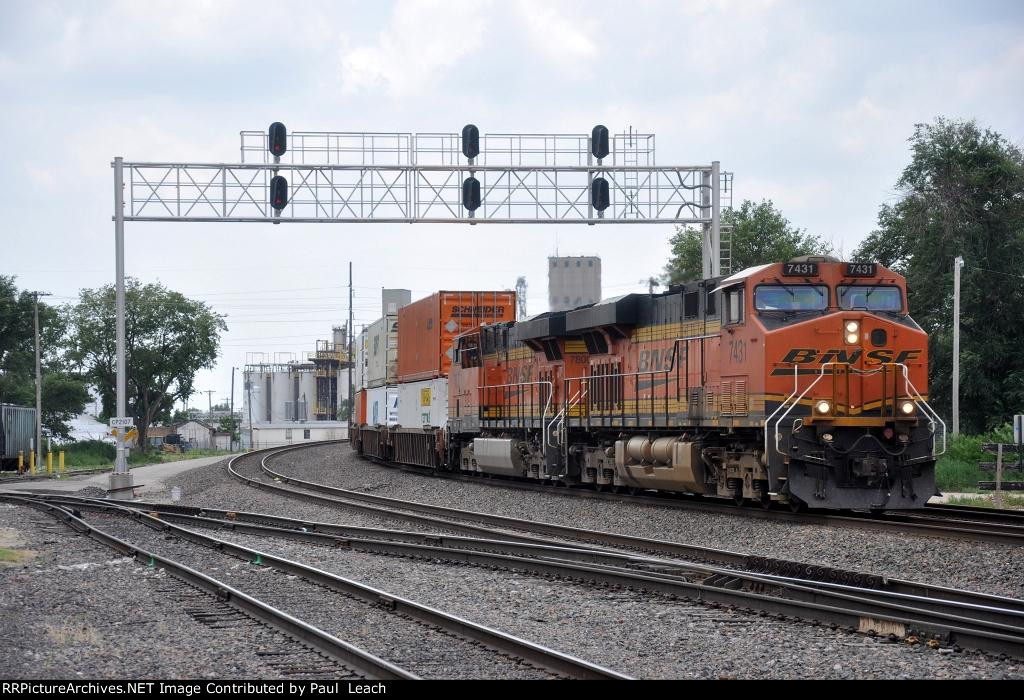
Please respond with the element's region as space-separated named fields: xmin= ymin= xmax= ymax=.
xmin=353 ymin=258 xmax=944 ymax=511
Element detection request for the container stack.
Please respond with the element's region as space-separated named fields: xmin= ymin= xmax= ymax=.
xmin=354 ymin=289 xmax=516 ymax=430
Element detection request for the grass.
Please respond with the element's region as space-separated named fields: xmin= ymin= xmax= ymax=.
xmin=55 ymin=440 xmax=234 ymax=470
xmin=0 ymin=547 xmax=34 ymax=564
xmin=935 ymin=424 xmax=1024 ymax=492
xmin=946 ymin=494 xmax=1024 ymax=509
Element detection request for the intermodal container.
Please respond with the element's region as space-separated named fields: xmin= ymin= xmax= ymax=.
xmin=367 ymin=386 xmax=399 ymax=426
xmin=397 ymin=291 xmax=516 ymax=382
xmin=397 ymin=378 xmax=448 ymax=428
xmin=353 ymin=390 xmax=367 ymax=426
xmin=365 ymin=316 xmax=399 ymax=388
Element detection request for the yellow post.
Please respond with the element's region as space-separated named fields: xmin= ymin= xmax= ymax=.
xmin=46 ymin=451 xmax=53 ymax=475
xmin=17 ymin=451 xmax=24 ymax=474
xmin=59 ymin=451 xmax=65 ymax=474
xmin=29 ymin=450 xmax=35 ymax=475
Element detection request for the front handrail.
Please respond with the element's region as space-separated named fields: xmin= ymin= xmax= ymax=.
xmin=767 ymin=361 xmax=945 ymax=459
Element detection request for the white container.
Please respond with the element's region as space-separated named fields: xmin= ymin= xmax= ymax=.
xmin=397 ymin=378 xmax=448 ymax=428
xmin=365 ymin=316 xmax=399 ymax=389
xmin=367 ymin=386 xmax=399 ymax=426
xmin=353 ymin=328 xmax=368 ymax=391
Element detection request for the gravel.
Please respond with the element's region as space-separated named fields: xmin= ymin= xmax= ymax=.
xmin=0 ymin=502 xmax=358 ymax=680
xmin=170 ymin=511 xmax=1024 ymax=679
xmin=82 ymin=510 xmax=553 ymax=680
xmin=236 ymin=445 xmax=1024 ymax=600
xmin=150 ymin=447 xmax=1024 ymax=678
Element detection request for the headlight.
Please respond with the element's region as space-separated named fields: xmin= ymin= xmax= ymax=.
xmin=815 ymin=400 xmax=832 ymax=415
xmin=900 ymin=400 xmax=915 ymax=415
xmin=844 ymin=320 xmax=860 ymax=344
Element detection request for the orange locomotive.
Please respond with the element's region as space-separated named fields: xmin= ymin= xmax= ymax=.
xmin=354 ymin=258 xmax=944 ymax=511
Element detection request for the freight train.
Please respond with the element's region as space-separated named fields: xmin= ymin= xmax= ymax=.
xmin=352 ymin=258 xmax=945 ymax=511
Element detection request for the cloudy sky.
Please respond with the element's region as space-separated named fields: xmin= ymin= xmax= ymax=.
xmin=2 ymin=0 xmax=1022 ymax=409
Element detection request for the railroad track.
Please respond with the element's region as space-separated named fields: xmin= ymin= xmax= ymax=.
xmin=1 ymin=494 xmax=413 ymax=680
xmin=0 ymin=490 xmax=629 ymax=680
xmin=216 ymin=443 xmax=1024 ymax=658
xmin=347 ymin=449 xmax=1024 ymax=546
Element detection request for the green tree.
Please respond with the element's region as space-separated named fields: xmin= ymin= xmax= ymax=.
xmin=663 ymin=199 xmax=831 ymax=285
xmin=67 ymin=278 xmax=227 ymax=451
xmin=218 ymin=415 xmax=240 ymax=444
xmin=0 ymin=276 xmax=89 ymax=439
xmin=854 ymin=118 xmax=1024 ymax=432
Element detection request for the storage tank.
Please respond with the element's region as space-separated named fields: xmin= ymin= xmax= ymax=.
xmin=397 ymin=291 xmax=516 ymax=382
xmin=296 ymin=368 xmax=316 ymax=421
xmin=243 ymin=373 xmax=264 ymax=424
xmin=271 ymin=371 xmax=291 ymax=422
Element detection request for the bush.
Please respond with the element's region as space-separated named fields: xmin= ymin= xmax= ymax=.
xmin=935 ymin=424 xmax=1024 ymax=492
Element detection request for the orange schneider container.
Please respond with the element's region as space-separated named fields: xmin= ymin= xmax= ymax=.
xmin=398 ymin=291 xmax=516 ymax=382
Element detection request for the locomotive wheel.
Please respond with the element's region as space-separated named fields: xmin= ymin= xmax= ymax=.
xmin=789 ymin=499 xmax=806 ymax=513
xmin=760 ymin=494 xmax=772 ymax=510
xmin=733 ymin=493 xmax=746 ymax=507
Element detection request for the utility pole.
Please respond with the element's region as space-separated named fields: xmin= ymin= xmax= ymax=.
xmin=953 ymin=255 xmax=964 ymax=436
xmin=230 ymin=367 xmax=236 ymax=451
xmin=204 ymin=389 xmax=215 ymax=415
xmin=347 ymin=261 xmax=353 ymax=435
xmin=32 ymin=291 xmax=52 ymax=470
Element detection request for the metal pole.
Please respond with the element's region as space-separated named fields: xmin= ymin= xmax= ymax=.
xmin=246 ymin=369 xmax=254 ymax=450
xmin=711 ymin=161 xmax=721 ymax=278
xmin=700 ymin=170 xmax=711 ymax=279
xmin=230 ymin=367 xmax=236 ymax=451
xmin=953 ymin=255 xmax=964 ymax=436
xmin=109 ymin=156 xmax=134 ymax=497
xmin=347 ymin=261 xmax=353 ymax=437
xmin=32 ymin=291 xmax=48 ymax=470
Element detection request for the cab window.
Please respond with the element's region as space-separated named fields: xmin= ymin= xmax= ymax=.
xmin=724 ymin=287 xmax=744 ymax=325
xmin=837 ymin=285 xmax=902 ymax=312
xmin=754 ymin=285 xmax=829 ymax=312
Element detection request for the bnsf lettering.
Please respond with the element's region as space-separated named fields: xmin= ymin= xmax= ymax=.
xmin=781 ymin=348 xmax=923 ymax=364
xmin=637 ymin=348 xmax=672 ymax=372
xmin=507 ymin=364 xmax=534 ymax=384
xmin=450 ymin=305 xmax=506 ymax=318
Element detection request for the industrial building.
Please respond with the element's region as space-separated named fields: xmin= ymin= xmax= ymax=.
xmin=241 ymin=323 xmax=353 ymax=449
xmin=548 ymin=256 xmax=601 ymax=311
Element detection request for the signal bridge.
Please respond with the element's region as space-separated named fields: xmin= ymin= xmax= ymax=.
xmin=123 ymin=126 xmax=731 ymax=228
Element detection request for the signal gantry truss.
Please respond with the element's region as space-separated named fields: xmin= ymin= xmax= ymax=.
xmin=120 ymin=130 xmax=732 ymax=225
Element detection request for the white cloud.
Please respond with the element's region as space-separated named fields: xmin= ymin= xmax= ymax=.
xmin=338 ymin=0 xmax=491 ymax=97
xmin=837 ymin=97 xmax=887 ymax=154
xmin=512 ymin=1 xmax=598 ymax=72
